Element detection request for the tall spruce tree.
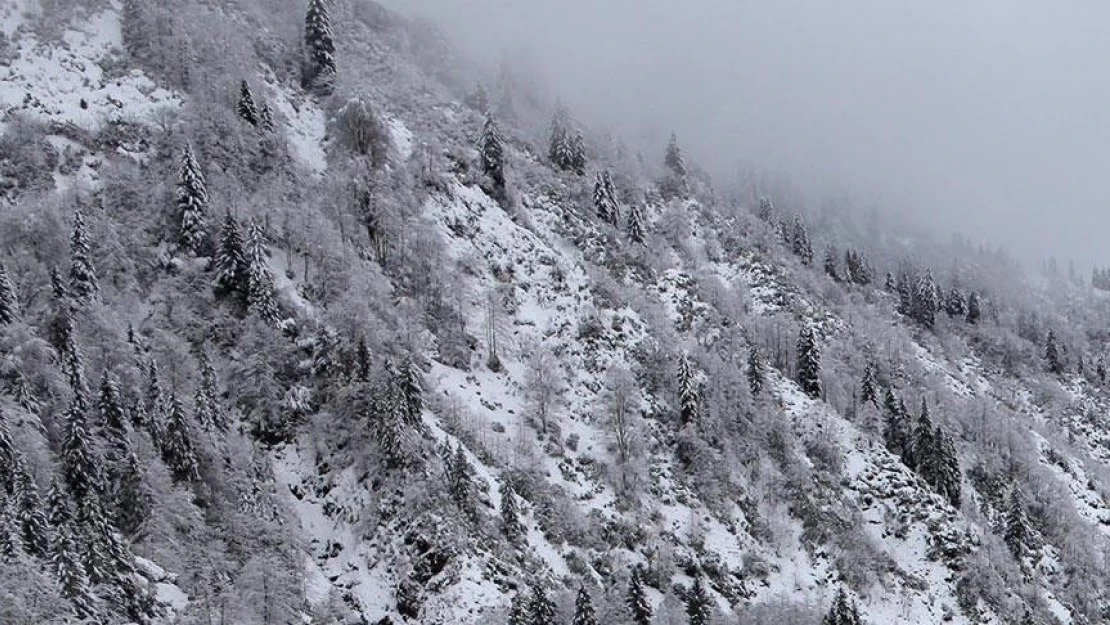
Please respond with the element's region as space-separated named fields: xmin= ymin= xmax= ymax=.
xmin=194 ymin=350 xmax=224 ymax=431
xmin=593 ymin=172 xmax=615 ymax=224
xmin=69 ymin=209 xmax=99 ymax=303
xmin=824 ymin=245 xmax=841 ymax=282
xmin=966 ymin=291 xmax=982 ymax=324
xmin=572 ymin=585 xmax=598 ymax=625
xmin=823 ymin=588 xmax=862 ymax=625
xmin=0 ymin=495 xmax=20 ymax=561
xmin=303 ymin=0 xmax=336 ymax=93
xmin=479 ymin=113 xmax=506 ymax=197
xmin=757 ymin=196 xmax=774 ymax=221
xmin=934 ymin=427 xmax=961 ymax=508
xmin=627 ymin=567 xmax=653 ymax=625
xmin=796 ymin=324 xmax=822 ymax=399
xmin=792 ymin=217 xmax=814 ymax=265
xmin=569 ymin=130 xmax=587 ymax=176
xmin=245 ymin=219 xmax=281 ymax=323
xmin=747 ymin=347 xmax=765 ymax=397
xmin=397 ymin=358 xmax=424 ymax=428
xmin=1004 ymin=486 xmax=1037 ymax=564
xmin=626 ymin=203 xmax=646 ymax=245
xmin=685 ymin=576 xmax=713 ymax=625
xmin=882 ymin=387 xmax=910 ymax=463
xmin=236 ymin=80 xmax=260 ymax=127
xmin=944 ymin=286 xmax=966 ymax=318
xmin=677 ymin=352 xmax=700 ymax=424
xmin=162 ymin=394 xmax=200 ymax=482
xmin=912 ymin=270 xmax=938 ymax=329
xmin=908 ymin=398 xmax=935 ymax=475
xmin=0 ymin=261 xmax=17 ymax=324
xmin=860 ymin=362 xmax=878 ymax=407
xmin=548 ymin=108 xmax=574 ymax=172
xmin=507 ymin=590 xmax=530 ymax=625
xmin=1045 ymin=330 xmax=1064 ymax=375
xmin=215 ymin=210 xmax=247 ymax=297
xmin=143 ymin=359 xmax=168 ymax=448
xmin=12 ymin=458 xmax=49 ymax=558
xmin=177 ymin=143 xmax=210 ymax=255
xmin=52 ymin=523 xmax=98 ymax=620
xmin=529 ymin=585 xmax=557 ymax=625
xmin=664 ymin=132 xmax=688 ymax=180
xmin=61 ymin=390 xmax=104 ymax=503
xmin=499 ymin=481 xmax=526 ymax=542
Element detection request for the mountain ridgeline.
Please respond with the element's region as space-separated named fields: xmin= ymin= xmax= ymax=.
xmin=2 ymin=1 xmax=1110 ymax=624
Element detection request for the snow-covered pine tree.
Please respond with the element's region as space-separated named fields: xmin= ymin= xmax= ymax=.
xmin=162 ymin=393 xmax=200 ymax=482
xmin=245 ymin=219 xmax=281 ymax=324
xmin=627 ymin=566 xmax=653 ymax=625
xmin=796 ymin=324 xmax=822 ymax=399
xmin=884 ymin=271 xmax=896 ymax=292
xmin=860 ymin=362 xmax=878 ymax=407
xmin=12 ymin=458 xmax=49 ymax=558
xmin=572 ymin=585 xmax=599 ymax=625
xmin=529 ymin=585 xmax=557 ymax=625
xmin=1045 ymin=330 xmax=1064 ymax=375
xmin=593 ymin=172 xmax=614 ymax=224
xmin=570 ymin=131 xmax=587 ymax=176
xmin=51 ymin=523 xmax=98 ymax=620
xmin=685 ymin=576 xmax=713 ymax=625
xmin=548 ymin=108 xmax=574 ymax=172
xmin=822 ymin=588 xmax=862 ymax=625
xmin=0 ymin=412 xmax=13 ymax=488
xmin=626 ymin=203 xmax=647 ymax=245
xmin=944 ymin=286 xmax=966 ymax=318
xmin=757 ymin=196 xmax=774 ymax=222
xmin=446 ymin=443 xmax=477 ymax=517
xmin=259 ymin=101 xmax=276 ymax=133
xmin=824 ymin=245 xmax=840 ymax=281
xmin=0 ymin=495 xmax=21 ymax=561
xmin=934 ymin=427 xmax=961 ymax=508
xmin=0 ymin=261 xmax=17 ymax=324
xmin=1004 ymin=486 xmax=1037 ymax=565
xmin=61 ymin=390 xmax=104 ymax=504
xmin=479 ymin=113 xmax=506 ymax=197
xmin=194 ymin=349 xmax=224 ymax=431
xmin=303 ymin=0 xmax=336 ymax=93
xmin=69 ymin=209 xmax=99 ymax=303
xmin=792 ymin=216 xmax=813 ymax=265
xmin=397 ymin=357 xmax=424 ymax=428
xmin=236 ymin=80 xmax=260 ymax=127
xmin=1098 ymin=357 xmax=1107 ymax=385
xmin=214 ymin=210 xmax=248 ymax=298
xmin=882 ymin=387 xmax=910 ymax=463
xmin=507 ymin=590 xmax=530 ymax=625
xmin=142 ymin=359 xmax=168 ymax=448
xmin=966 ymin=291 xmax=981 ymax=324
xmin=177 ymin=143 xmax=210 ymax=256
xmin=354 ymin=336 xmax=372 ymax=382
xmin=499 ymin=480 xmax=526 ymax=542
xmin=12 ymin=371 xmax=40 ymax=417
xmin=912 ymin=270 xmax=938 ymax=329
xmin=602 ymin=171 xmax=621 ymax=225
xmin=896 ymin=271 xmax=913 ymax=316
xmin=677 ymin=352 xmax=700 ymax=425
xmin=664 ymin=132 xmax=688 ymax=180
xmin=908 ymin=398 xmax=935 ymax=475
xmin=747 ymin=347 xmax=765 ymax=397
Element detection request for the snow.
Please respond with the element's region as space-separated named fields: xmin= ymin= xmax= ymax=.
xmin=265 ymin=82 xmax=328 ymax=175
xmin=387 ymin=116 xmax=414 ymax=160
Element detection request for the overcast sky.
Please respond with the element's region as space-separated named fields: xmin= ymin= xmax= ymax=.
xmin=381 ymin=0 xmax=1110 ymax=268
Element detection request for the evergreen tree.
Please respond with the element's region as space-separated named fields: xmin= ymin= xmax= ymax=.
xmin=822 ymin=588 xmax=861 ymax=625
xmin=572 ymin=585 xmax=598 ymax=625
xmin=548 ymin=108 xmax=575 ymax=172
xmin=69 ymin=209 xmax=99 ymax=303
xmin=944 ymin=286 xmax=966 ymax=318
xmin=860 ymin=362 xmax=878 ymax=407
xmin=397 ymin=358 xmax=424 ymax=428
xmin=177 ymin=143 xmax=210 ymax=255
xmin=909 ymin=398 xmax=935 ymax=475
xmin=677 ymin=352 xmax=700 ymax=424
xmin=912 ymin=270 xmax=938 ymax=329
xmin=259 ymin=100 xmax=276 ymax=133
xmin=61 ymin=391 xmax=104 ymax=503
xmin=142 ymin=359 xmax=167 ymax=446
xmin=1045 ymin=330 xmax=1064 ymax=375
xmin=479 ymin=113 xmax=506 ymax=197
xmin=593 ymin=171 xmax=619 ymax=225
xmin=194 ymin=349 xmax=224 ymax=431
xmin=882 ymin=387 xmax=910 ymax=463
xmin=499 ymin=481 xmax=526 ymax=542
xmin=626 ymin=203 xmax=646 ymax=245
xmin=162 ymin=394 xmax=200 ymax=482
xmin=507 ymin=590 xmax=531 ymax=625
xmin=236 ymin=80 xmax=260 ymax=127
xmin=845 ymin=249 xmax=872 ymax=285
xmin=245 ymin=219 xmax=281 ymax=324
xmin=747 ymin=347 xmax=765 ymax=398
xmin=51 ymin=523 xmax=97 ymax=620
xmin=757 ymin=196 xmax=774 ymax=221
xmin=1098 ymin=357 xmax=1107 ymax=385
xmin=824 ymin=245 xmax=840 ymax=281
xmin=664 ymin=132 xmax=688 ymax=180
xmin=0 ymin=495 xmax=20 ymax=561
xmin=1004 ymin=486 xmax=1037 ymax=564
xmin=354 ymin=336 xmax=372 ymax=382
xmin=215 ymin=210 xmax=248 ymax=296
xmin=0 ymin=261 xmax=18 ymax=324
xmin=966 ymin=291 xmax=981 ymax=324
xmin=884 ymin=271 xmax=896 ymax=293
xmin=627 ymin=567 xmax=653 ymax=625
xmin=12 ymin=458 xmax=49 ymax=558
xmin=685 ymin=576 xmax=712 ymax=625
xmin=303 ymin=0 xmax=336 ymax=93
xmin=792 ymin=217 xmax=813 ymax=265
xmin=796 ymin=324 xmax=822 ymax=399
xmin=46 ymin=479 xmax=72 ymax=528
xmin=896 ymin=271 xmax=913 ymax=316
xmin=13 ymin=370 xmax=40 ymax=417
xmin=529 ymin=585 xmax=557 ymax=625
xmin=569 ymin=130 xmax=587 ymax=176
xmin=934 ymin=427 xmax=962 ymax=508
xmin=0 ymin=412 xmax=12 ymax=489
xmin=446 ymin=443 xmax=477 ymax=518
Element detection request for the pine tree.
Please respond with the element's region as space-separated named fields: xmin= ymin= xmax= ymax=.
xmin=1045 ymin=330 xmax=1064 ymax=375
xmin=627 ymin=567 xmax=653 ymax=625
xmin=593 ymin=172 xmax=614 ymax=224
xmin=12 ymin=458 xmax=49 ymax=558
xmin=259 ymin=101 xmax=276 ymax=133
xmin=446 ymin=443 xmax=477 ymax=517
xmin=569 ymin=130 xmax=587 ymax=176
xmin=548 ymin=109 xmax=574 ymax=172
xmin=896 ymin=271 xmax=913 ymax=316
xmin=69 ymin=209 xmax=99 ymax=303
xmin=845 ymin=249 xmax=872 ymax=285
xmin=500 ymin=481 xmax=526 ymax=542
xmin=529 ymin=585 xmax=557 ymax=625
xmin=237 ymin=80 xmax=260 ymax=127
xmin=792 ymin=217 xmax=813 ymax=265
xmin=677 ymin=352 xmax=700 ymax=425
xmin=944 ymin=286 xmax=966 ymax=318
xmin=194 ymin=349 xmax=224 ymax=431
xmin=303 ymin=0 xmax=336 ymax=93
xmin=46 ymin=479 xmax=72 ymax=528
xmin=823 ymin=588 xmax=861 ymax=625
xmin=568 ymin=585 xmax=598 ymax=625
xmin=1004 ymin=486 xmax=1037 ymax=564
xmin=397 ymin=358 xmax=424 ymax=428
xmin=685 ymin=576 xmax=712 ymax=625
xmin=61 ymin=391 xmax=104 ymax=503
xmin=245 ymin=219 xmax=281 ymax=324
xmin=912 ymin=270 xmax=938 ymax=329
xmin=884 ymin=271 xmax=896 ymax=293
xmin=0 ymin=412 xmax=13 ymax=489
xmin=354 ymin=336 xmax=372 ymax=382
xmin=860 ymin=362 xmax=878 ymax=407
xmin=0 ymin=495 xmax=21 ymax=561
xmin=51 ymin=523 xmax=97 ymax=619
xmin=966 ymin=291 xmax=981 ymax=324
xmin=824 ymin=245 xmax=840 ymax=281
xmin=507 ymin=590 xmax=531 ymax=625
xmin=177 ymin=143 xmax=210 ymax=255
xmin=664 ymin=132 xmax=688 ymax=180
xmin=1098 ymin=357 xmax=1107 ymax=385
xmin=215 ymin=210 xmax=248 ymax=297
xmin=747 ymin=347 xmax=765 ymax=397
xmin=882 ymin=387 xmax=910 ymax=463
xmin=0 ymin=261 xmax=18 ymax=324
xmin=796 ymin=324 xmax=822 ymax=399
xmin=162 ymin=393 xmax=200 ymax=482
xmin=13 ymin=371 xmax=40 ymax=417
xmin=909 ymin=398 xmax=935 ymax=475
xmin=479 ymin=113 xmax=506 ymax=196
xmin=626 ymin=203 xmax=647 ymax=245
xmin=757 ymin=196 xmax=774 ymax=221
xmin=934 ymin=427 xmax=961 ymax=508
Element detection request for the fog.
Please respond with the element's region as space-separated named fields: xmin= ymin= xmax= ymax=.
xmin=382 ymin=0 xmax=1110 ymax=268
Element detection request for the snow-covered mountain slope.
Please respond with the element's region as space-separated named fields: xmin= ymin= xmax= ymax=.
xmin=7 ymin=1 xmax=1110 ymax=624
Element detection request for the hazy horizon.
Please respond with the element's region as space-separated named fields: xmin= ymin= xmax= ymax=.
xmin=382 ymin=0 xmax=1110 ymax=272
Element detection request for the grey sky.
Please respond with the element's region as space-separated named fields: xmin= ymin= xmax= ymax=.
xmin=382 ymin=0 xmax=1110 ymax=268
